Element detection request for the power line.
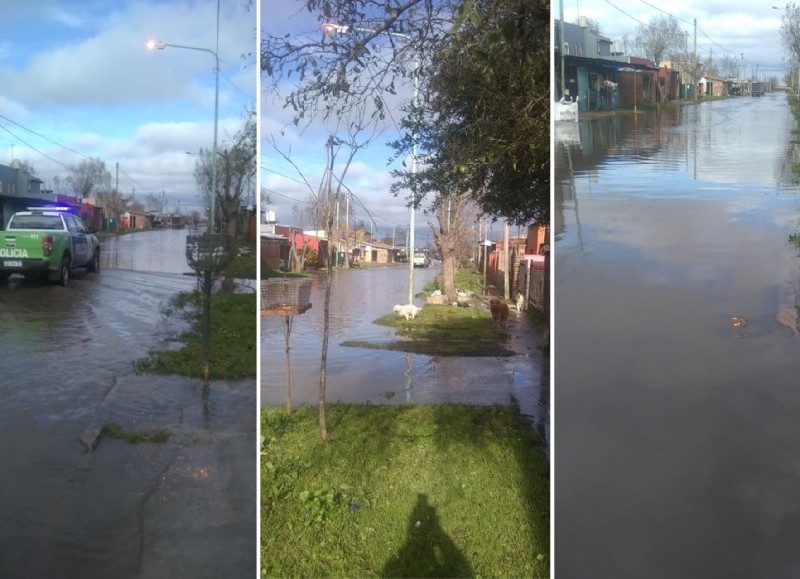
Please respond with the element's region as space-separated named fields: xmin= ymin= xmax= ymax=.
xmin=0 ymin=121 xmax=72 ymax=170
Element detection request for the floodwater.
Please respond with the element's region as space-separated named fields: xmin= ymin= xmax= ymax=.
xmin=0 ymin=228 xmax=255 ymax=577
xmin=261 ymin=265 xmax=548 ymax=438
xmin=555 ymin=93 xmax=800 ymax=577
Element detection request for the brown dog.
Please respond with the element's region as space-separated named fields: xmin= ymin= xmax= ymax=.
xmin=489 ymin=298 xmax=509 ymax=327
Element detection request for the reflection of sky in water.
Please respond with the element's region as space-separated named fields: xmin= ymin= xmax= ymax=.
xmin=555 ymin=91 xmax=800 ymax=578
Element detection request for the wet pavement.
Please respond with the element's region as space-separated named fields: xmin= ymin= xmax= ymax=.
xmin=261 ymin=265 xmax=549 ymax=439
xmin=0 ymin=229 xmax=255 ymax=578
xmin=555 ymin=94 xmax=800 ymax=577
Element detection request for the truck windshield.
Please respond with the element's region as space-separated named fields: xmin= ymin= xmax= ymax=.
xmin=9 ymin=215 xmax=63 ymax=230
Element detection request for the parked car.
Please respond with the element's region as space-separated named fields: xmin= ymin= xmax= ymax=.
xmin=0 ymin=207 xmax=100 ymax=286
xmin=412 ymin=253 xmax=430 ymax=268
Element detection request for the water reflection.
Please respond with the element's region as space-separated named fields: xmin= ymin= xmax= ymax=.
xmin=261 ymin=266 xmax=548 ymax=436
xmin=0 ymin=229 xmax=255 ymax=577
xmin=555 ymin=93 xmax=800 ymax=577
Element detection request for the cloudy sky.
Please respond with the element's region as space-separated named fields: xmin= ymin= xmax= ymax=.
xmin=0 ymin=0 xmax=257 ymax=213
xmin=261 ymin=1 xmax=430 ymax=246
xmin=556 ymin=0 xmax=789 ymax=79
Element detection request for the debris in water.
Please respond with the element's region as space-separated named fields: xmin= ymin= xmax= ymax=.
xmin=731 ymin=316 xmax=748 ymax=338
xmin=731 ymin=316 xmax=747 ymax=328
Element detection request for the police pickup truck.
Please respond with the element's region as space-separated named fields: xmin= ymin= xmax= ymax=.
xmin=0 ymin=207 xmax=100 ymax=286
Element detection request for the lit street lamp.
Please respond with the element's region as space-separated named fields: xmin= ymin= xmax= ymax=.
xmin=322 ymin=22 xmax=420 ymax=305
xmin=146 ymin=33 xmax=220 ymax=382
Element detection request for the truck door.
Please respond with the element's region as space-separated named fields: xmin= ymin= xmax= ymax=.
xmin=65 ymin=214 xmax=89 ymax=265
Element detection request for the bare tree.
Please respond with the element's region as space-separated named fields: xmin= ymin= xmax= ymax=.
xmin=635 ymin=15 xmax=688 ymax=67
xmin=97 ymin=189 xmax=129 ymax=231
xmin=145 ymin=191 xmax=168 ymax=214
xmin=67 ymin=158 xmax=111 ymax=200
xmin=194 ymin=108 xmax=256 ymax=241
xmin=14 ymin=159 xmax=37 ymax=176
xmin=781 ymin=5 xmax=800 ymax=81
xmin=268 ymin=104 xmax=378 ymax=440
xmin=719 ymin=54 xmax=740 ymax=79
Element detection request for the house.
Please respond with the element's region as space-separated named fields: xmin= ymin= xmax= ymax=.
xmin=555 ymin=17 xmax=627 ymax=111
xmin=0 ymin=160 xmax=55 ymax=228
xmin=353 ymin=239 xmax=396 ymax=264
xmin=698 ymin=75 xmax=726 ymax=97
xmin=617 ymin=58 xmax=659 ymax=108
xmin=555 ymin=18 xmax=676 ymax=112
xmin=274 ymin=224 xmax=329 ymax=269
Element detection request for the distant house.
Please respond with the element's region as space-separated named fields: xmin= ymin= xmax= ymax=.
xmin=354 ymin=239 xmax=396 ymax=264
xmin=274 ymin=225 xmax=329 ymax=269
xmin=699 ymin=75 xmax=726 ymax=97
xmin=555 ymin=18 xmax=679 ymax=112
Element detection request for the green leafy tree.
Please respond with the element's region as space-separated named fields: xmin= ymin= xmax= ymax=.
xmin=388 ymin=0 xmax=549 ymax=298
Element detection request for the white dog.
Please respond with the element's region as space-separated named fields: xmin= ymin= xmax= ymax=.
xmin=393 ymin=304 xmax=421 ymax=320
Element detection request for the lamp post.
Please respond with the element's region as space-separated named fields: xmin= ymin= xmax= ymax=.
xmin=146 ymin=37 xmax=220 ymax=382
xmin=322 ymin=23 xmax=419 ymax=305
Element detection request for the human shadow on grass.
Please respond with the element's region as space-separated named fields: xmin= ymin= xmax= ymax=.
xmin=381 ymin=493 xmax=473 ymax=578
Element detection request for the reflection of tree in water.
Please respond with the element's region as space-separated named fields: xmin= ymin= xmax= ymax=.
xmin=382 ymin=493 xmax=473 ymax=578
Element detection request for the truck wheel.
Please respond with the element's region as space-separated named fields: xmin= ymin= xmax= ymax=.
xmin=58 ymin=254 xmax=71 ymax=287
xmin=88 ymin=249 xmax=100 ymax=273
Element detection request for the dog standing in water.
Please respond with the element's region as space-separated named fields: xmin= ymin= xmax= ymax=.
xmin=489 ymin=298 xmax=510 ymax=327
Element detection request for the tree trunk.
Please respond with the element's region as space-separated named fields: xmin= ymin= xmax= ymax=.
xmin=318 ymin=245 xmax=332 ymax=440
xmin=284 ymin=315 xmax=292 ymax=416
xmin=503 ymin=220 xmax=510 ymax=300
xmin=441 ymin=249 xmax=457 ymax=301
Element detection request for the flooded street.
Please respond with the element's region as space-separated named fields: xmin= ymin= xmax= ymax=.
xmin=0 ymin=229 xmax=255 ymax=577
xmin=261 ymin=265 xmax=548 ymax=436
xmin=555 ymin=94 xmax=800 ymax=578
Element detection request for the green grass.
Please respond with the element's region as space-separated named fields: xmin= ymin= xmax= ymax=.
xmin=101 ymin=422 xmax=169 ymax=444
xmin=221 ymin=247 xmax=257 ymax=279
xmin=375 ymin=305 xmax=498 ymax=341
xmin=134 ymin=291 xmax=256 ymax=379
xmin=262 ymin=269 xmax=311 ymax=279
xmin=261 ymin=404 xmax=549 ymax=578
xmin=342 ymin=304 xmax=514 ymax=356
xmin=422 ymin=268 xmax=484 ymax=296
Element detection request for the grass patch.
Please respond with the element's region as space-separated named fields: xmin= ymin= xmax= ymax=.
xmin=345 ymin=304 xmax=514 ymax=356
xmin=262 ymin=268 xmax=311 ymax=279
xmin=375 ymin=305 xmax=498 ymax=341
xmin=421 ymin=268 xmax=484 ymax=296
xmin=261 ymin=404 xmax=549 ymax=578
xmin=791 ymin=232 xmax=800 ymax=248
xmin=101 ymin=422 xmax=169 ymax=444
xmin=134 ymin=291 xmax=256 ymax=379
xmin=221 ymin=247 xmax=257 ymax=279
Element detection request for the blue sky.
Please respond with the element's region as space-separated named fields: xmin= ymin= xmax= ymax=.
xmin=261 ymin=0 xmax=429 ymax=245
xmin=556 ymin=1 xmax=788 ymax=79
xmin=0 ymin=0 xmax=257 ymax=212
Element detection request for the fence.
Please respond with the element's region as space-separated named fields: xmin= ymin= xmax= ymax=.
xmin=518 ymin=254 xmax=549 ymax=316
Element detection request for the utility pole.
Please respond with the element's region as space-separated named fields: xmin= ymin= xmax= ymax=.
xmin=693 ymin=19 xmax=697 ymax=102
xmin=503 ymin=219 xmax=510 ymax=300
xmin=559 ymin=0 xmax=566 ymax=100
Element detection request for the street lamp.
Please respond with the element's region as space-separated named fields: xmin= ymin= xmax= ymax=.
xmin=322 ymin=22 xmax=420 ymax=305
xmin=146 ymin=36 xmax=220 ymax=383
